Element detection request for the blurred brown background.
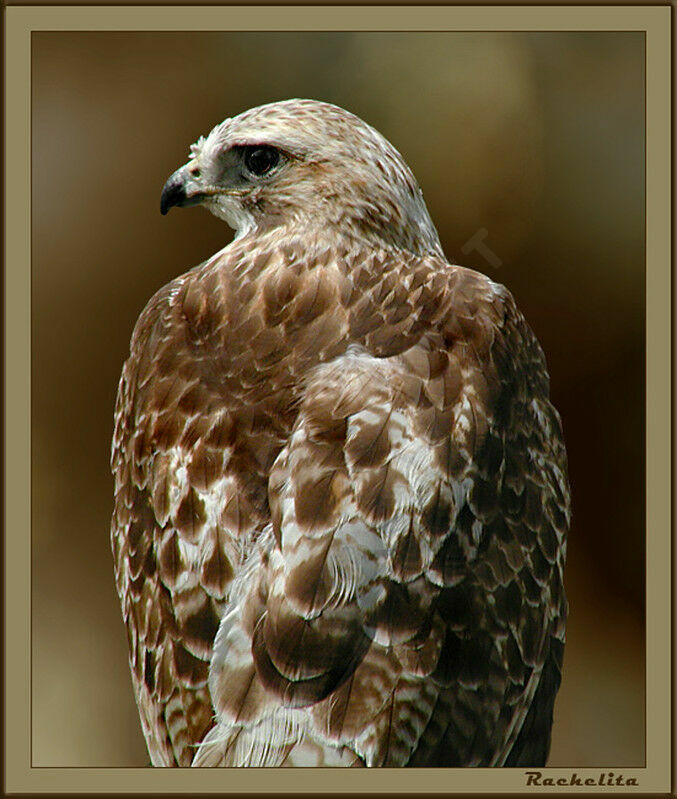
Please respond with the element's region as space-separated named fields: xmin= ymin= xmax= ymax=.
xmin=31 ymin=32 xmax=645 ymax=767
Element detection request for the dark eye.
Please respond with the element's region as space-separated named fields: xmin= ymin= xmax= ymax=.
xmin=243 ymin=146 xmax=280 ymax=176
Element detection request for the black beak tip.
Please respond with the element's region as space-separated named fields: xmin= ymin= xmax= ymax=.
xmin=160 ymin=176 xmax=186 ymax=216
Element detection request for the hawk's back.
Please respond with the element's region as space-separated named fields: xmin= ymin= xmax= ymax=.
xmin=111 ymin=226 xmax=569 ymax=766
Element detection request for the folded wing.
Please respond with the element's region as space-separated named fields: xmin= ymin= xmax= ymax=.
xmin=199 ymin=279 xmax=569 ymax=766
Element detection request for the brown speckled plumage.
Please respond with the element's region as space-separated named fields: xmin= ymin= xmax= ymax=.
xmin=111 ymin=99 xmax=569 ymax=767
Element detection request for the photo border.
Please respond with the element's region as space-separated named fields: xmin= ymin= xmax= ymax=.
xmin=5 ymin=4 xmax=671 ymax=794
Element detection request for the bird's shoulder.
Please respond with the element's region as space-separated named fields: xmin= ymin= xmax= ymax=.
xmin=124 ymin=231 xmax=528 ymax=384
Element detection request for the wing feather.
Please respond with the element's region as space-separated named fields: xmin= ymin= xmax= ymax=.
xmin=204 ymin=263 xmax=569 ymax=765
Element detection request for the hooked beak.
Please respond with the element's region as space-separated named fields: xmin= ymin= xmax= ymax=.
xmin=160 ymin=162 xmax=206 ymax=215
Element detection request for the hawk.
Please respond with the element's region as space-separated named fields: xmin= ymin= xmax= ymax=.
xmin=111 ymin=99 xmax=570 ymax=767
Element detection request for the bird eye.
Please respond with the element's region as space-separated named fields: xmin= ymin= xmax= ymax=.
xmin=243 ymin=146 xmax=280 ymax=177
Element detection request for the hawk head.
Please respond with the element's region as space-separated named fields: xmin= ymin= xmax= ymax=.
xmin=160 ymin=98 xmax=443 ymax=256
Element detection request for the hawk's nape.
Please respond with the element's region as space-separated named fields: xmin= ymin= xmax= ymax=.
xmin=111 ymin=99 xmax=569 ymax=767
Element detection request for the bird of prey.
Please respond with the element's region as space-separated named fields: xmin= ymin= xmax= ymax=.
xmin=111 ymin=99 xmax=570 ymax=768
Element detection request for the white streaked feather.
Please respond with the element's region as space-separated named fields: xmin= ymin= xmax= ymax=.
xmin=192 ymin=707 xmax=306 ymax=767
